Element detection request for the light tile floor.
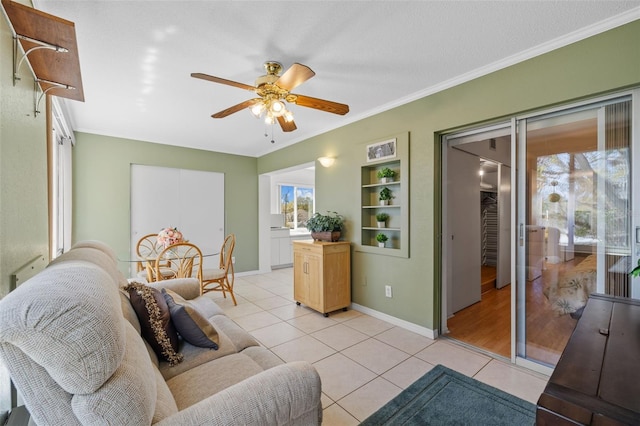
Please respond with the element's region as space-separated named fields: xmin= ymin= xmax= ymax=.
xmin=208 ymin=268 xmax=549 ymax=425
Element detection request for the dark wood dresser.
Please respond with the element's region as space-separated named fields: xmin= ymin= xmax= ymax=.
xmin=536 ymin=294 xmax=640 ymax=425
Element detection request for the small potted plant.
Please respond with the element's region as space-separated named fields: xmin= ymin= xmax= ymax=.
xmin=305 ymin=211 xmax=345 ymax=242
xmin=375 ymin=212 xmax=389 ymax=228
xmin=630 ymin=259 xmax=640 ymax=277
xmin=376 ymin=233 xmax=388 ymax=248
xmin=377 ymin=167 xmax=396 ymax=183
xmin=379 ymin=187 xmax=394 ymax=205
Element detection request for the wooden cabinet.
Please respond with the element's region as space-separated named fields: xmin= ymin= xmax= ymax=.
xmin=293 ymin=240 xmax=351 ymax=316
xmin=536 ymin=294 xmax=640 ymax=425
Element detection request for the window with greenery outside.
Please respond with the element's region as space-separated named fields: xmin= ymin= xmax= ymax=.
xmin=280 ymin=185 xmax=315 ymax=229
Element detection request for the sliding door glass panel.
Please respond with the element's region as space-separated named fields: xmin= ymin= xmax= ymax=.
xmin=516 ymin=97 xmax=632 ymax=367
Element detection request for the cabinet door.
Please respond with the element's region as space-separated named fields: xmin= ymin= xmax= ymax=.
xmin=279 ymin=238 xmax=292 ymax=265
xmin=305 ymin=254 xmax=322 ymax=309
xmin=323 ymin=249 xmax=350 ymax=310
xmin=271 ymin=238 xmax=280 ymax=266
xmin=293 ymin=251 xmax=307 ymax=303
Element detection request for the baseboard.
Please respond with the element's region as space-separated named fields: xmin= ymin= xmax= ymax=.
xmin=350 ymin=303 xmax=438 ymax=339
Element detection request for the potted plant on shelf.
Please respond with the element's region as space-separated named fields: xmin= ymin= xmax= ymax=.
xmin=376 ymin=212 xmax=389 ymax=228
xmin=306 ymin=211 xmax=345 ymax=242
xmin=377 ymin=167 xmax=396 ymax=183
xmin=376 ymin=233 xmax=388 ymax=248
xmin=379 ymin=187 xmax=394 ymax=205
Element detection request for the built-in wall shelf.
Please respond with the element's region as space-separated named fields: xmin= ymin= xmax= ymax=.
xmin=357 ymin=132 xmax=409 ymax=258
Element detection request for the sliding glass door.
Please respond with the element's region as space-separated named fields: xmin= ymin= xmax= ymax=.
xmin=515 ymin=96 xmax=634 ymax=369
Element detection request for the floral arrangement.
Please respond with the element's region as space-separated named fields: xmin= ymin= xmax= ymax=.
xmin=157 ymin=227 xmax=184 ymax=248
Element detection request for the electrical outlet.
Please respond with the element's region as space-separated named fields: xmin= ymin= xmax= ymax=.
xmin=232 ymin=256 xmax=236 ymax=264
xmin=385 ymin=285 xmax=392 ymax=298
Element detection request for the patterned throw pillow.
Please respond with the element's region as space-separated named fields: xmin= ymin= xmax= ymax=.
xmin=162 ymin=289 xmax=219 ymax=349
xmin=124 ymin=282 xmax=183 ymax=366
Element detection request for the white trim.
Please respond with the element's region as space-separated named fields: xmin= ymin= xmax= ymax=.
xmin=51 ymin=98 xmax=75 ymax=145
xmin=235 ymin=269 xmax=261 ymax=277
xmin=256 ymin=7 xmax=640 ymax=157
xmin=350 ymin=302 xmax=438 ymax=339
xmin=632 ymin=88 xmax=640 ymax=299
xmin=515 ymin=357 xmax=554 ymax=377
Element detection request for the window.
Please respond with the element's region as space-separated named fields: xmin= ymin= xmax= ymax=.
xmin=279 ymin=185 xmax=314 ymax=229
xmin=50 ymin=98 xmax=73 ymax=258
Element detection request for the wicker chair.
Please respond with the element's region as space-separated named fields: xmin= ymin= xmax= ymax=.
xmin=154 ymin=242 xmax=203 ymax=284
xmin=201 ymin=234 xmax=236 ymax=305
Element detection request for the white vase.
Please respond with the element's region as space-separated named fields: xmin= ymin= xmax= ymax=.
xmin=379 ymin=200 xmax=389 ymax=206
xmin=378 ymin=242 xmax=385 ymax=248
xmin=377 ymin=221 xmax=386 ymax=228
xmin=380 ymin=177 xmax=393 ymax=183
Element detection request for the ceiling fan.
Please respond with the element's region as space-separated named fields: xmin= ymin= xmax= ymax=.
xmin=191 ymin=61 xmax=349 ymax=132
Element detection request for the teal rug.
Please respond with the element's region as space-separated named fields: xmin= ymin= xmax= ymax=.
xmin=360 ymin=365 xmax=536 ymax=425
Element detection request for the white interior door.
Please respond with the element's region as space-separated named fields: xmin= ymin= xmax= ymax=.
xmin=131 ymin=165 xmax=225 ymax=274
xmin=448 ymin=147 xmax=481 ymax=313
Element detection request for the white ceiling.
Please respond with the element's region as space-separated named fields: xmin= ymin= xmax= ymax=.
xmin=33 ymin=1 xmax=640 ymax=158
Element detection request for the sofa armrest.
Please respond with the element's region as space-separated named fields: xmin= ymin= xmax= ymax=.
xmin=146 ymin=278 xmax=200 ymax=300
xmin=155 ymin=362 xmax=322 ymax=426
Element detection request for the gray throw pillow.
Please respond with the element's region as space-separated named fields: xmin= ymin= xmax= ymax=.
xmin=162 ymin=289 xmax=219 ymax=349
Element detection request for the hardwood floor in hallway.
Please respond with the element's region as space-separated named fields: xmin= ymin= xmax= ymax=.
xmin=446 ymin=259 xmax=584 ymax=364
xmin=446 ymin=281 xmax=511 ymax=358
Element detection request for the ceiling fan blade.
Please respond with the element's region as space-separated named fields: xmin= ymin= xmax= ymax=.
xmin=191 ymin=73 xmax=256 ymax=91
xmin=212 ymin=98 xmax=262 ymax=118
xmin=291 ymin=94 xmax=349 ymax=115
xmin=276 ymin=63 xmax=315 ymax=92
xmin=277 ymin=116 xmax=297 ymax=132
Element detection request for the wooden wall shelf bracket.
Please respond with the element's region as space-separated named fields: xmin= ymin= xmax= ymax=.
xmin=34 ymin=78 xmax=75 ymax=117
xmin=13 ymin=34 xmax=69 ymax=86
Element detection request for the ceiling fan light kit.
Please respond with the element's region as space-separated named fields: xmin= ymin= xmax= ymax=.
xmin=191 ymin=60 xmax=349 ymax=134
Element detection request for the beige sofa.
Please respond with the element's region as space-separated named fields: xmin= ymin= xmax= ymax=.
xmin=0 ymin=241 xmax=322 ymax=425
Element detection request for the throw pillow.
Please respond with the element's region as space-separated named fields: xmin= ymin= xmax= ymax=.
xmin=162 ymin=288 xmax=219 ymax=349
xmin=124 ymin=282 xmax=183 ymax=366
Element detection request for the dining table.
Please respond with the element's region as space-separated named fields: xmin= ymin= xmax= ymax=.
xmin=120 ymin=245 xmax=219 ymax=282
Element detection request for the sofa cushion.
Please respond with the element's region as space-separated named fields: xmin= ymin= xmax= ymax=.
xmin=185 ymin=294 xmax=226 ymax=318
xmin=158 ymin=325 xmax=238 ymax=381
xmin=147 ymin=277 xmax=201 ymax=300
xmin=166 ymin=353 xmax=265 ymax=410
xmin=125 ymin=282 xmax=182 ymax=366
xmin=119 ymin=290 xmax=142 ymax=334
xmin=0 ymin=343 xmax=79 ymax=425
xmin=0 ymin=262 xmax=125 ymax=394
xmin=209 ymin=314 xmax=260 ymax=352
xmin=48 ymin=247 xmax=126 ymax=288
xmin=162 ymin=289 xmax=219 ymax=349
xmin=153 ymin=368 xmax=179 ymax=423
xmin=71 ymin=323 xmax=157 ymax=424
xmin=241 ymin=346 xmax=284 ymax=371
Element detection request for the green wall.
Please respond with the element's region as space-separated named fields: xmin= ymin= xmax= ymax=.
xmin=73 ymin=133 xmax=259 ymax=276
xmin=0 ymin=0 xmax=49 ymax=414
xmin=258 ymin=20 xmax=640 ymax=331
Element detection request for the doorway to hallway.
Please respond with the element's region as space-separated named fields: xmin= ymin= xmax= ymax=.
xmin=442 ymin=125 xmax=513 ymax=358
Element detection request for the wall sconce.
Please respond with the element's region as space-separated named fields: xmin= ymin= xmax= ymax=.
xmin=318 ymin=157 xmax=335 ymax=168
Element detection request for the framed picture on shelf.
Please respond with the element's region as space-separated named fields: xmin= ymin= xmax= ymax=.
xmin=366 ymin=138 xmax=396 ymax=162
